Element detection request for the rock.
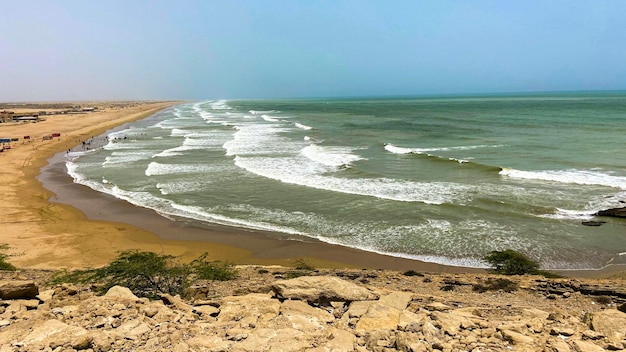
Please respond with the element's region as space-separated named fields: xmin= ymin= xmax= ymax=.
xmin=17 ymin=319 xmax=88 ymax=348
xmin=425 ymin=302 xmax=451 ymax=312
xmin=159 ymin=293 xmax=193 ymax=312
xmin=589 ymin=309 xmax=626 ymax=340
xmin=217 ymin=293 xmax=280 ymax=326
xmin=582 ymin=221 xmax=606 ymax=226
xmin=522 ymin=307 xmax=550 ymax=320
xmin=572 ymin=339 xmax=605 ymax=352
xmin=271 ymin=276 xmax=379 ymax=304
xmin=596 ymin=207 xmax=626 ymax=218
xmin=354 ymin=303 xmax=402 ymax=332
xmin=582 ymin=329 xmax=604 ymax=340
xmin=607 ymin=342 xmax=625 ymax=351
xmin=104 ymin=286 xmax=140 ymax=301
xmin=309 ymin=328 xmax=356 ymax=351
xmin=500 ymin=329 xmax=534 ymax=345
xmin=546 ymin=337 xmax=572 ymax=352
xmin=71 ymin=334 xmax=93 ymax=350
xmin=279 ymin=299 xmax=334 ymax=331
xmin=142 ymin=304 xmax=160 ymax=318
xmin=378 ymin=291 xmax=414 ymax=310
xmin=551 ymin=327 xmax=576 ymax=336
xmin=0 ymin=280 xmax=38 ymax=300
xmin=36 ymin=289 xmax=55 ymax=303
xmin=114 ymin=320 xmax=151 ymax=340
xmin=192 ymin=304 xmax=219 ymax=317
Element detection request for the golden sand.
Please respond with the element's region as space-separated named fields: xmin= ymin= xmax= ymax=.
xmin=1 ymin=102 xmax=256 ymax=269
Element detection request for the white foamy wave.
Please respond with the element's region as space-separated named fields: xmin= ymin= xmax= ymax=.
xmin=249 ymin=110 xmax=278 ymax=115
xmin=385 ymin=143 xmax=504 ymax=154
xmin=223 ymin=124 xmax=300 ymax=157
xmin=170 ymin=128 xmax=189 ymax=137
xmin=301 ymin=144 xmax=364 ymax=168
xmin=153 ymin=146 xmax=196 ymax=157
xmin=170 ymin=203 xmax=306 ymax=235
xmin=261 ymin=115 xmax=280 ymax=122
xmin=210 ymin=100 xmax=231 ymax=110
xmin=156 ymin=181 xmax=212 ymax=195
xmin=107 ymin=128 xmax=134 ymax=139
xmin=234 ymin=156 xmax=472 ymax=204
xmin=295 ymin=122 xmax=313 ymax=130
xmin=539 ymin=208 xmax=596 ymax=220
xmin=103 ymin=151 xmax=154 ymax=165
xmin=500 ymin=168 xmax=626 ymax=189
xmin=103 ymin=142 xmax=149 ymax=151
xmin=145 ymin=162 xmax=220 ymax=176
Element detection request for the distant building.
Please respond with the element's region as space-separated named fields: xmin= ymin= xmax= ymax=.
xmin=0 ymin=111 xmax=15 ymax=123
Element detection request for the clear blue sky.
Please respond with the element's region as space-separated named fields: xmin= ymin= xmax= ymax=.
xmin=1 ymin=0 xmax=625 ymax=101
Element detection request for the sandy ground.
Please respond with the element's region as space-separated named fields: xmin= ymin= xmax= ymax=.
xmin=1 ymin=102 xmax=623 ymax=278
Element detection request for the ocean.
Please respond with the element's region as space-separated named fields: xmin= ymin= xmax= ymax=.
xmin=66 ymin=92 xmax=626 ymax=270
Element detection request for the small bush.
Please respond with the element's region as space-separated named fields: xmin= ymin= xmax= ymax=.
xmin=191 ymin=254 xmax=238 ymax=281
xmin=50 ymin=251 xmax=237 ymax=300
xmin=0 ymin=244 xmax=17 ymax=271
xmin=92 ymin=250 xmax=190 ymax=299
xmin=483 ymin=249 xmax=540 ymax=275
xmin=284 ymin=270 xmax=311 ymax=279
xmin=293 ymin=258 xmax=315 ymax=271
xmin=535 ymin=270 xmax=563 ymax=279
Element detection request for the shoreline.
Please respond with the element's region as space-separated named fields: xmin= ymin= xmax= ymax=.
xmin=2 ymin=101 xmax=624 ymax=278
xmin=40 ymin=149 xmax=483 ymax=274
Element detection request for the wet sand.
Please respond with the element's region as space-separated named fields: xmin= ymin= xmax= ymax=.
xmin=2 ymin=101 xmax=623 ymax=277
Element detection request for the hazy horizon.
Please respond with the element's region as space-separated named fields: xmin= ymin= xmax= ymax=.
xmin=2 ymin=1 xmax=625 ymax=101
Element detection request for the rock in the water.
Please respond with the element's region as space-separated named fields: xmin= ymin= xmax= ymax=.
xmin=271 ymin=276 xmax=379 ymax=303
xmin=581 ymin=221 xmax=606 ymax=227
xmin=0 ymin=280 xmax=38 ymax=300
xmin=596 ymin=207 xmax=626 ymax=218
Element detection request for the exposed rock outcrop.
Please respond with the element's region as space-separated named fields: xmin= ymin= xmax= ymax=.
xmin=596 ymin=207 xmax=626 ymax=218
xmin=0 ymin=281 xmax=38 ymax=300
xmin=0 ymin=268 xmax=625 ymax=351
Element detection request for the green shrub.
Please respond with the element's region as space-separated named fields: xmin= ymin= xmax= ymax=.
xmin=483 ymin=249 xmax=540 ymax=275
xmin=293 ymin=258 xmax=315 ymax=271
xmin=49 ymin=251 xmax=238 ymax=299
xmin=190 ymin=254 xmax=238 ymax=281
xmin=284 ymin=270 xmax=311 ymax=279
xmin=0 ymin=244 xmax=17 ymax=271
xmin=92 ymin=250 xmax=190 ymax=299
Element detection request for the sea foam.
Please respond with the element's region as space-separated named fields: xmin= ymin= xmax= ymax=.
xmin=500 ymin=168 xmax=626 ymax=189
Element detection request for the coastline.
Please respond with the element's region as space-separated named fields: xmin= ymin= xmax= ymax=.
xmin=1 ymin=101 xmax=623 ymax=278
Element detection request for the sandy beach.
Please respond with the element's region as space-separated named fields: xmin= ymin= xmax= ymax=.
xmin=1 ymin=102 xmax=623 ymax=278
xmin=0 ymin=102 xmax=476 ymax=273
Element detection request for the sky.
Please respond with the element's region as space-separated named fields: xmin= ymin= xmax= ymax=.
xmin=1 ymin=0 xmax=625 ymax=101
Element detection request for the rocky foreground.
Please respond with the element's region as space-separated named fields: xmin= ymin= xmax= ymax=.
xmin=1 ymin=267 xmax=625 ymax=352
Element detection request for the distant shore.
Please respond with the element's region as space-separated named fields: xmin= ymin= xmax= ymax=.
xmin=1 ymin=101 xmax=623 ymax=278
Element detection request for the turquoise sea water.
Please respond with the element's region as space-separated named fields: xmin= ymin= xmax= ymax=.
xmin=67 ymin=92 xmax=626 ymax=269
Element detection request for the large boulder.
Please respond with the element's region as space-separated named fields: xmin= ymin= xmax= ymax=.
xmin=0 ymin=280 xmax=38 ymax=300
xmin=589 ymin=309 xmax=626 ymax=341
xmin=271 ymin=276 xmax=379 ymax=304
